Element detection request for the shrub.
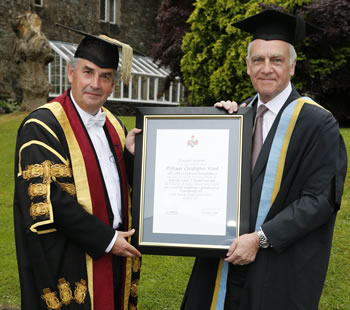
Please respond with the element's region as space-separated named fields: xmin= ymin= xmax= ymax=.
xmin=0 ymin=99 xmax=20 ymax=114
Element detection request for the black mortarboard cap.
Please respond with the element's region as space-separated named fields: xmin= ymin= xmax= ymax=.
xmin=56 ymin=23 xmax=133 ymax=84
xmin=233 ymin=9 xmax=321 ymax=45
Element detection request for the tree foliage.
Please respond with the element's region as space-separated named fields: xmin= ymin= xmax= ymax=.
xmin=296 ymin=0 xmax=350 ymax=120
xmin=152 ymin=0 xmax=194 ymax=88
xmin=180 ymin=0 xmax=312 ymax=106
xmin=180 ymin=0 xmax=350 ymax=120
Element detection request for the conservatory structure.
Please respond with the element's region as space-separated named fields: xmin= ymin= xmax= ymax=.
xmin=47 ymin=40 xmax=184 ymax=106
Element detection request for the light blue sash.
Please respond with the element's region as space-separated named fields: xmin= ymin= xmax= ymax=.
xmin=210 ymin=96 xmax=314 ymax=310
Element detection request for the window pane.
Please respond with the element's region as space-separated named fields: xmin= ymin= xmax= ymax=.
xmin=34 ymin=0 xmax=42 ymax=6
xmin=100 ymin=0 xmax=106 ymax=21
xmin=109 ymin=0 xmax=116 ymax=23
xmin=131 ymin=75 xmax=138 ymax=99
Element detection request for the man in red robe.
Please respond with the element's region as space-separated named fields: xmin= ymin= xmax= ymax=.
xmin=14 ymin=26 xmax=141 ymax=310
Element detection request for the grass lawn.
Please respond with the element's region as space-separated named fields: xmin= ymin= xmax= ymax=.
xmin=0 ymin=112 xmax=349 ymax=309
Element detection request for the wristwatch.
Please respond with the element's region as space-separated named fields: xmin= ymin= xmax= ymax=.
xmin=257 ymin=227 xmax=270 ymax=248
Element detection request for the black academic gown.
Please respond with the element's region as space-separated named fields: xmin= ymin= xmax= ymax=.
xmin=13 ymin=91 xmax=139 ymax=310
xmin=181 ymin=87 xmax=347 ymax=310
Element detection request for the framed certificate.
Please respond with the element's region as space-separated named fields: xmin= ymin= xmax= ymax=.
xmin=132 ymin=107 xmax=253 ymax=257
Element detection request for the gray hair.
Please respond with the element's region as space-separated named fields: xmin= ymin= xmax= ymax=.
xmin=67 ymin=57 xmax=119 ymax=83
xmin=247 ymin=41 xmax=297 ymax=65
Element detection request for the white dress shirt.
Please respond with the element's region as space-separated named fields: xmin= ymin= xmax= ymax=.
xmin=70 ymin=94 xmax=120 ymax=252
xmin=256 ymin=82 xmax=292 ymax=141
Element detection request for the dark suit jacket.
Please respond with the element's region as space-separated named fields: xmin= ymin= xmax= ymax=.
xmin=241 ymin=87 xmax=347 ymax=309
xmin=181 ymin=86 xmax=347 ymax=310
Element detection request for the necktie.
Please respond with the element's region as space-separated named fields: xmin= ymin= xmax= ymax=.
xmin=86 ymin=111 xmax=106 ymax=130
xmin=252 ymin=104 xmax=268 ymax=169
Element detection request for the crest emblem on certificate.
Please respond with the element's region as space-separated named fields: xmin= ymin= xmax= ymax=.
xmin=187 ymin=135 xmax=198 ymax=148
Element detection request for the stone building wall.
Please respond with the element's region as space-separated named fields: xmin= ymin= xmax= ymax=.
xmin=0 ymin=0 xmax=161 ymax=103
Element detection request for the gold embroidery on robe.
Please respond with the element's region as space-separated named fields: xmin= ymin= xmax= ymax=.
xmin=58 ymin=278 xmax=73 ymax=305
xmin=23 ymin=161 xmax=72 ymax=180
xmin=130 ymin=279 xmax=139 ymax=297
xmin=30 ymin=202 xmax=50 ymax=219
xmin=28 ymin=183 xmax=47 ymax=198
xmin=57 ymin=182 xmax=76 ymax=196
xmin=23 ymin=163 xmax=45 ymax=179
xmin=24 ymin=161 xmax=74 ymax=220
xmin=41 ymin=288 xmax=61 ymax=310
xmin=129 ymin=303 xmax=138 ymax=310
xmin=50 ymin=163 xmax=72 ymax=178
xmin=132 ymin=257 xmax=141 ymax=272
xmin=74 ymin=279 xmax=87 ymax=304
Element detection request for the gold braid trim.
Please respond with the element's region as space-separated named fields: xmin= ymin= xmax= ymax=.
xmin=50 ymin=163 xmax=72 ymax=178
xmin=123 ymin=187 xmax=135 ymax=308
xmin=22 ymin=163 xmax=46 ymax=179
xmin=41 ymin=288 xmax=61 ymax=310
xmin=23 ymin=161 xmax=72 ymax=181
xmin=42 ymin=102 xmax=95 ymax=305
xmin=23 ymin=118 xmax=60 ymax=142
xmin=57 ymin=182 xmax=76 ymax=196
xmin=132 ymin=257 xmax=141 ymax=273
xmin=26 ymin=162 xmax=55 ymax=220
xmin=28 ymin=182 xmax=76 ymax=198
xmin=24 ymin=161 xmax=75 ymax=220
xmin=130 ymin=279 xmax=139 ymax=298
xmin=74 ymin=279 xmax=87 ymax=304
xmin=28 ymin=183 xmax=47 ymax=199
xmin=58 ymin=278 xmax=73 ymax=305
xmin=103 ymin=107 xmax=126 ymax=148
xmin=30 ymin=202 xmax=50 ymax=219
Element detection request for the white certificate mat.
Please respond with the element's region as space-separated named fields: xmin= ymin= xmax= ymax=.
xmin=153 ymin=129 xmax=229 ymax=235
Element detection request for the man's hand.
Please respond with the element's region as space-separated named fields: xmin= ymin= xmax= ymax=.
xmin=110 ymin=229 xmax=141 ymax=257
xmin=214 ymin=101 xmax=247 ymax=114
xmin=224 ymin=232 xmax=259 ymax=265
xmin=125 ymin=128 xmax=142 ymax=155
xmin=214 ymin=101 xmax=239 ymax=114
